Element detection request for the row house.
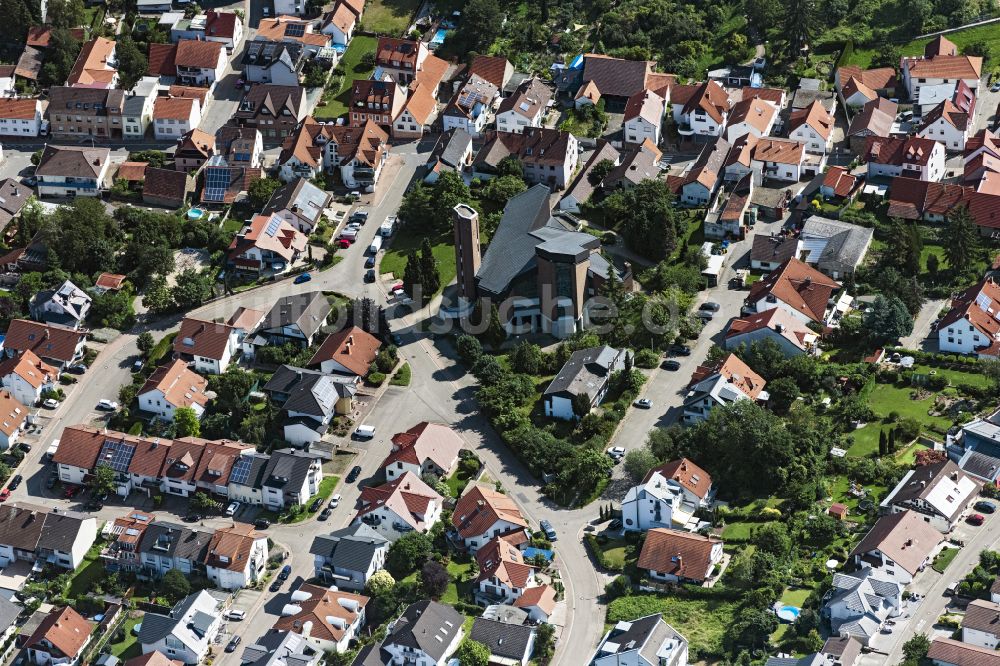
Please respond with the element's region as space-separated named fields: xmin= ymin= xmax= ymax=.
xmin=46 ymin=86 xmax=124 ymax=139
xmin=101 ymin=510 xmax=156 ymax=572
xmin=473 ymin=128 xmax=579 ymax=190
xmin=153 ymin=95 xmax=202 ymax=141
xmin=234 ymin=84 xmax=307 ymax=144
xmin=917 ymin=98 xmax=971 ymax=152
xmin=349 ymin=79 xmax=405 ymax=129
xmin=375 ymin=37 xmax=429 ymax=85
xmin=0 ymin=503 xmax=97 ymax=570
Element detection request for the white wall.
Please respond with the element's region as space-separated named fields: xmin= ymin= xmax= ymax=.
xmin=939 ymin=319 xmax=985 ymax=354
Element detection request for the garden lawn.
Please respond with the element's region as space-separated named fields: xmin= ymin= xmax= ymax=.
xmin=607 ymin=594 xmax=736 ymax=656
xmin=721 ymin=521 xmax=771 ymax=541
xmin=362 ymin=0 xmax=420 ymax=34
xmin=315 ymin=36 xmax=376 ymax=120
xmin=441 ymin=560 xmax=475 ymax=605
xmin=829 ymin=474 xmax=887 ymax=512
xmin=110 ymin=616 xmax=143 ymax=659
xmin=779 ymin=587 xmax=811 ymax=607
xmin=380 ymin=227 xmax=456 ymax=296
xmin=932 ymin=545 xmax=961 ymax=573
xmin=847 ymin=23 xmax=1000 ymax=69
xmin=847 ymin=383 xmax=952 ymax=457
xmin=593 ymin=537 xmax=629 ymax=570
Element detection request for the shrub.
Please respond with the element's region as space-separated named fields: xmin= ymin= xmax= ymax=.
xmin=390 ymin=363 xmax=411 ymax=386
xmin=634 ymin=348 xmax=660 ymax=369
xmin=895 ymin=417 xmax=921 ymax=443
xmin=368 ymin=372 xmax=386 ymax=386
xmin=605 ymin=575 xmax=632 ymax=600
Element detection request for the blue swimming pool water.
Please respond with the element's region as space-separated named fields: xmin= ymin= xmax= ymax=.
xmin=187 ymin=208 xmax=206 ymax=220
xmin=776 ymin=606 xmax=801 ymax=623
xmin=432 ymin=28 xmax=448 ymax=44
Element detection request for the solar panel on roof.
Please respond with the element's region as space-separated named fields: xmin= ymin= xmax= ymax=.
xmin=98 ymin=438 xmax=136 ymax=473
xmin=285 ymin=23 xmax=305 ymax=37
xmin=265 ymin=215 xmax=282 ymax=237
xmin=204 ymin=166 xmax=231 ymax=202
xmin=230 ymin=455 xmax=253 ymax=485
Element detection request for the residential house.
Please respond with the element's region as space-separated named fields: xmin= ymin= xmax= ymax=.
xmin=602 ymin=140 xmax=661 ymax=190
xmin=0 ymin=98 xmax=42 ymax=136
xmin=0 ymin=390 xmax=27 ymax=450
xmin=682 ymin=353 xmax=768 ymax=424
xmin=205 ymin=523 xmax=267 ymax=590
xmin=379 ymin=422 xmax=463 ymax=482
xmin=260 ymin=177 xmax=331 ymax=236
xmin=798 ymin=216 xmax=873 ymax=279
xmin=724 ymin=94 xmax=776 ymax=142
xmin=745 ymin=258 xmax=841 ymax=325
xmin=0 ymin=178 xmax=32 ymax=233
xmin=379 ymin=601 xmax=464 ymax=666
xmin=820 ymin=637 xmax=863 ymax=666
xmin=789 ymin=100 xmax=835 ymax=158
xmin=475 ymin=536 xmax=538 ymax=605
xmin=137 ymin=359 xmax=210 ymax=422
xmin=94 ymin=273 xmax=127 ymax=295
xmin=255 ymin=16 xmax=331 ymax=56
xmin=622 ymin=458 xmax=714 ymax=532
xmin=675 ymin=138 xmax=729 ymax=205
xmin=623 ymin=88 xmax=665 ymax=146
xmin=242 ymin=40 xmax=304 ymax=87
xmin=864 ymin=135 xmax=946 ymax=182
xmin=469 ymin=618 xmax=536 ymax=666
xmin=637 ymin=529 xmax=724 ymax=585
xmin=442 ymin=74 xmax=498 ymax=137
xmin=348 ymin=79 xmax=405 ymax=130
xmin=175 ymin=39 xmax=227 ymax=88
xmin=102 ymin=511 xmax=156 ymax=572
xmin=848 ymin=510 xmax=942 ymax=584
xmin=424 ymin=127 xmax=473 ymax=183
xmin=590 ymin=614 xmax=688 ymax=666
xmin=840 ymin=76 xmax=879 ymax=108
xmin=262 ymin=364 xmax=355 ymax=427
xmin=138 ymin=522 xmax=211 ymax=579
xmin=821 ymin=166 xmax=858 ymax=201
xmin=227 ymin=306 xmax=266 ymax=357
xmin=901 ymin=37 xmax=981 ymax=99
xmin=174 ymin=128 xmax=216 ymax=172
xmin=29 ymin=280 xmax=91 ymax=329
xmin=273 ymin=584 xmax=368 ymax=653
xmin=308 ymin=326 xmax=381 ymax=378
xmin=258 ymin=449 xmax=323 ymax=509
xmin=173 ymin=317 xmax=238 ymax=374
xmin=24 ymin=606 xmax=92 ymax=666
xmin=123 ymin=78 xmax=159 ymax=139
xmin=152 ymin=95 xmax=201 ymax=141
xmin=0 ymin=64 xmax=14 ymax=95
xmin=224 ymin=453 xmax=272 ymax=506
xmin=15 ymin=45 xmax=44 ymax=85
xmin=320 ymin=1 xmax=360 ymax=46
xmin=918 ymin=99 xmax=971 ymax=151
xmin=916 ymin=83 xmax=957 ymax=118
xmin=558 ymin=139 xmax=620 ymax=212
xmin=227 ymin=213 xmax=307 ymax=277
xmin=354 ymin=471 xmax=443 ymax=542
xmin=835 ymin=65 xmax=897 ymax=98
xmin=496 ymin=78 xmax=551 ymax=135
xmin=937 ymin=277 xmax=1000 ymax=355
xmin=147 ymin=42 xmax=179 ymax=84
xmin=750 ymin=137 xmax=807 ymax=182
xmin=0 ymin=596 xmax=20 ymax=646
xmin=67 ymin=37 xmax=117 ymax=88
xmin=469 ymin=54 xmax=513 ymax=91
xmin=3 ymin=319 xmax=87 ymax=371
xmin=542 ymin=345 xmax=625 ymax=420
xmin=171 ymin=11 xmax=244 ymax=52
xmin=725 ymin=308 xmax=818 ymax=357
xmin=34 ymin=145 xmax=110 ymax=198
xmin=928 ymin=637 xmax=1000 ymax=666
xmin=252 ymin=292 xmax=332 ymax=349
xmin=391 ymin=79 xmax=439 ymax=140
xmin=234 ymin=84 xmax=307 ymax=144
xmin=887 ymin=178 xmax=970 ymax=223
xmin=473 ymin=128 xmax=580 ymax=190
xmin=960 ymin=599 xmax=1000 ymax=648
xmin=138 ymin=591 xmax=223 ymax=664
xmin=513 ymin=585 xmax=558 ymax=624
xmin=276 ymin=116 xmax=388 ymax=189
xmin=790 ymin=79 xmax=838 ymax=115
xmin=0 ymin=350 xmax=56 ymax=407
xmin=555 ymin=54 xmax=666 ymax=107
xmin=847 ymin=97 xmax=898 ymax=153
xmin=452 ymin=484 xmax=529 ymax=552
xmin=0 ymin=502 xmax=96 ymax=569
xmin=704 ymin=173 xmax=753 ymax=240
xmin=310 ymin=523 xmax=388 ymax=591
xmin=217 ymin=124 xmax=265 ymax=168
xmin=880 ymin=460 xmax=979 ymax=532
xmin=672 ymin=80 xmax=730 ymax=140
xmin=143 ymin=168 xmax=195 ymax=209
xmin=240 ymin=632 xmax=320 ymax=666
xmin=824 ymin=569 xmax=903 ymax=646
xmin=374 ymin=37 xmax=428 ymax=85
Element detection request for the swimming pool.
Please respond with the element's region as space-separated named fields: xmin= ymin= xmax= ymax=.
xmin=187 ymin=207 xmax=206 ymax=220
xmin=776 ymin=606 xmax=800 ymax=623
xmin=431 ymin=28 xmax=448 ymax=45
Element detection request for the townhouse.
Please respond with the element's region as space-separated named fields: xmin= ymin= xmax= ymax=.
xmin=137 ymin=359 xmax=210 ymax=422
xmin=348 ymin=79 xmax=405 ymax=129
xmin=174 ymin=128 xmax=216 ymax=172
xmin=496 ymin=77 xmax=551 ymax=135
xmin=102 ymin=511 xmax=156 ymax=572
xmin=138 ymin=521 xmax=212 ymax=579
xmin=0 ymin=503 xmax=97 ymax=570
xmin=474 ymin=128 xmax=579 ymax=190
xmin=34 ymin=145 xmax=111 ymax=198
xmin=0 ymin=98 xmax=43 ymax=136
xmin=918 ymin=99 xmax=971 ymax=151
xmin=452 ymin=484 xmax=529 ymax=552
xmin=173 ymin=317 xmax=238 ymax=374
xmin=374 ymin=37 xmax=428 ymax=85
xmin=673 ymin=137 xmax=728 ymax=205
xmin=272 ymin=584 xmax=369 ymax=653
xmin=311 ymin=523 xmax=389 ymax=591
xmin=353 ymin=471 xmax=443 ymax=542
xmin=234 ymin=84 xmax=307 ymax=143
xmin=379 ymin=422 xmax=463 ymax=482
xmin=122 ymin=78 xmax=158 ymax=139
xmin=682 ymin=353 xmax=768 ymax=424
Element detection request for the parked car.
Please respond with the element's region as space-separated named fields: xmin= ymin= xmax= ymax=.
xmin=319 ymin=508 xmax=332 ymax=521
xmin=606 ymin=446 xmax=625 ymax=459
xmin=669 ymin=344 xmax=691 ymax=356
xmin=17 ymin=443 xmax=30 ymax=453
xmin=66 ymin=364 xmax=87 ymax=375
xmin=97 ymin=399 xmax=119 ymax=411
xmin=540 ymin=520 xmax=557 ymax=541
xmin=699 ymin=302 xmax=721 ymax=312
xmin=0 ymin=489 xmax=9 ymax=502
xmin=365 ymin=269 xmax=376 ymax=283
xmin=365 ymin=256 xmax=376 ymax=269
xmin=279 ymin=565 xmax=292 ymax=580
xmin=227 ymin=610 xmax=245 ymax=621
xmin=335 ymin=239 xmax=350 ymax=249
xmin=968 ymin=513 xmax=986 ymax=526
xmin=329 ymin=494 xmax=341 ymax=508
xmin=254 ymin=518 xmax=270 ymax=529
xmin=269 ymin=579 xmax=281 ymax=592
xmin=42 ymin=398 xmax=59 ymax=409
xmin=608 ymin=518 xmax=622 ymax=530
xmin=225 ymin=637 xmax=241 ymax=653
xmin=309 ymin=497 xmax=323 ymax=512
xmin=8 ymin=475 xmax=22 ymax=490
xmin=183 ymin=513 xmax=202 ymax=523
xmin=633 ymin=398 xmax=652 ymax=409
xmin=975 ymin=501 xmax=997 ymax=514
xmin=662 ymin=360 xmax=681 ymax=371
xmin=347 ymin=465 xmax=363 ymax=483
xmin=695 ymin=310 xmax=714 ymax=321
xmin=293 ymin=273 xmax=312 ymax=284
xmin=225 ymin=501 xmax=240 ymax=517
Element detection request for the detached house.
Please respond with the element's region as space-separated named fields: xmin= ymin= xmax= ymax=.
xmin=0 ymin=98 xmax=43 ymax=136
xmin=745 ymin=258 xmax=841 ymax=325
xmin=35 ymin=145 xmax=111 ymax=198
xmin=205 ymin=523 xmax=268 ymax=590
xmin=260 ymin=177 xmax=331 ymax=235
xmin=353 ymin=471 xmax=443 ymax=542
xmin=137 ymin=359 xmax=210 ymax=422
xmin=496 ymin=77 xmax=551 ymax=134
xmin=243 ymin=39 xmax=304 ymax=86
xmin=675 ymin=137 xmax=728 ymax=205
xmin=672 ymin=80 xmax=730 ymax=139
xmin=0 ymin=350 xmax=56 ymax=407
xmin=0 ymin=390 xmax=27 ymax=450
xmin=474 ymin=128 xmax=580 ymax=190
xmin=452 ymin=484 xmax=529 ymax=552
xmin=138 ymin=591 xmax=223 ymax=665
xmin=901 ymin=36 xmax=981 ymax=99
xmin=918 ymin=99 xmax=971 ymax=151
xmin=847 ymin=510 xmax=942 ymax=584
xmin=3 ymin=319 xmax=87 ymax=371
xmin=29 ymin=280 xmax=90 ymax=329
xmin=311 ymin=523 xmax=388 ymax=591
xmin=259 ymin=449 xmax=323 ymax=509
xmin=590 ymin=614 xmax=688 ymax=666
xmin=751 ymin=137 xmax=807 ymax=182
xmin=789 ymin=100 xmax=834 ymax=158
xmin=880 ymin=460 xmax=980 ymax=532
xmin=442 ymin=74 xmax=498 ymax=137
xmin=622 ymin=458 xmax=714 ymax=532
xmin=309 ymin=326 xmax=381 ymax=378
xmin=379 ymin=422 xmax=463 ymax=482
xmin=377 ymin=601 xmax=464 ymax=666
xmin=173 ymin=317 xmax=238 ymax=374
xmin=262 ymin=364 xmax=355 ymax=438
xmin=961 ymin=599 xmax=1000 ymax=649
xmin=637 ymin=529 xmax=723 ymax=585
xmin=725 ymin=308 xmax=818 ymax=357
xmin=682 ymin=353 xmax=768 ymax=424
xmin=623 ymin=88 xmax=665 ymax=146
xmin=272 ymin=584 xmax=369 ymax=654
xmin=825 ymin=569 xmax=903 ymax=646
xmin=175 ymin=39 xmax=227 ymax=88
xmin=277 ymin=116 xmax=389 ymax=190
xmin=25 ymin=606 xmax=92 ymax=666
xmin=67 ymin=37 xmax=117 ymax=88
xmin=864 ymin=136 xmax=945 ymax=182
xmin=929 ymin=638 xmax=1000 ymax=666
xmin=253 ymin=292 xmax=332 ymax=349
xmin=724 ymin=94 xmax=776 ymax=142
xmin=475 ymin=536 xmax=538 ymax=605
xmin=542 ymin=345 xmax=625 ymax=420
xmin=321 ymin=0 xmax=361 ymax=46
xmin=227 ymin=213 xmax=307 ymax=277
xmin=937 ymin=277 xmax=1000 ymax=355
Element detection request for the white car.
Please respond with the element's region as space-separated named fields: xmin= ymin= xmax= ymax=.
xmin=97 ymin=399 xmax=119 ymax=411
xmin=606 ymin=446 xmax=626 ymax=459
xmin=633 ymin=398 xmax=652 ymax=409
xmin=227 ymin=610 xmax=246 ymax=621
xmin=225 ymin=501 xmax=241 ymax=517
xmin=329 ymin=494 xmax=341 ymax=508
xmin=42 ymin=398 xmax=59 ymax=409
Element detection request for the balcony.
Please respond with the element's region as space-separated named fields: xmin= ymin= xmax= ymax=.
xmin=676 ymin=123 xmax=695 ymax=137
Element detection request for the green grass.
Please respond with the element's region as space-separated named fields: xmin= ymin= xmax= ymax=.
xmin=607 ymin=594 xmax=737 ymax=656
xmin=829 ymin=474 xmax=887 ymax=512
xmin=846 ymin=23 xmax=1000 ymax=68
xmin=380 ymin=228 xmax=456 ymax=296
xmin=146 ymin=332 xmax=178 ymax=366
xmin=779 ymin=587 xmax=811 ymax=607
xmin=361 ymin=0 xmax=420 ymax=34
xmin=721 ymin=521 xmax=775 ymax=541
xmin=592 ymin=537 xmax=629 ymax=570
xmin=441 ymin=559 xmax=475 ymax=605
xmin=848 ymin=383 xmax=952 ymax=456
xmin=109 ymin=617 xmax=142 ymax=659
xmin=315 ymin=36 xmax=377 ymax=119
xmin=932 ymin=545 xmax=961 ymax=573
xmin=68 ymin=556 xmax=105 ymax=598
xmin=445 ymin=464 xmax=477 ymax=497
xmin=390 ymin=362 xmax=411 ymax=386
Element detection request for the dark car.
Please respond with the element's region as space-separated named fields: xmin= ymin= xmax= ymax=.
xmin=225 ymin=636 xmax=241 ymax=653
xmin=347 ymin=465 xmax=363 ymax=483
xmin=183 ymin=513 xmax=202 ymax=523
xmin=364 ymin=269 xmax=376 ymax=283
xmin=309 ymin=498 xmax=323 ymax=512
xmin=669 ymin=344 xmax=691 ymax=356
xmin=279 ymin=565 xmax=292 ymax=580
xmin=662 ymin=360 xmax=681 ymax=371
xmin=540 ymin=519 xmax=557 ymax=541
xmin=976 ymin=500 xmax=997 ymax=514
xmin=86 ymin=500 xmax=103 ymax=511
xmin=269 ymin=580 xmax=282 ymax=592
xmin=17 ymin=442 xmax=30 ymax=453
xmin=8 ymin=475 xmax=23 ymax=490
xmin=699 ymin=302 xmax=721 ymax=312
xmin=608 ymin=518 xmax=622 ymax=530
xmin=319 ymin=508 xmax=332 ymax=521
xmin=365 ymin=256 xmax=376 ymax=268
xmin=254 ymin=518 xmax=271 ymax=529
xmin=65 ymin=364 xmax=87 ymax=375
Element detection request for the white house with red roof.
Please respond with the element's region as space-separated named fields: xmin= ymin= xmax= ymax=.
xmin=621 ymin=458 xmax=714 ymax=532
xmin=789 ymin=100 xmax=834 ymax=157
xmin=637 ymin=529 xmax=723 ymax=584
xmin=746 ymin=258 xmax=841 ymax=325
xmin=380 ymin=422 xmax=463 ymax=482
xmin=174 ymin=317 xmax=238 ymax=374
xmin=725 ymin=308 xmax=818 ymax=357
xmin=901 ymin=36 xmax=982 ymax=99
xmin=475 ymin=536 xmax=538 ymax=606
xmin=864 ymin=136 xmax=945 ymax=182
xmin=0 ymin=99 xmax=42 ymax=136
xmin=623 ymin=89 xmax=665 ymax=146
xmin=682 ymin=353 xmax=768 ymax=424
xmin=228 ymin=213 xmax=307 ymax=277
xmin=138 ymin=359 xmax=210 ymax=422
xmin=937 ymin=277 xmax=1000 ymax=356
xmin=671 ymin=80 xmax=730 ymax=139
xmin=452 ymin=484 xmax=529 ymax=552
xmin=353 ymin=471 xmax=443 ymax=542
xmin=0 ymin=350 xmax=56 ymax=407
xmin=917 ymin=99 xmax=971 ymax=152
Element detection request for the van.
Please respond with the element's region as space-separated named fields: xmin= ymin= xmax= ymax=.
xmin=380 ymin=215 xmax=396 ymax=237
xmin=46 ymin=439 xmax=60 ymax=461
xmin=369 ymin=236 xmax=382 ymax=254
xmin=339 ymin=228 xmax=359 ymax=242
xmin=354 ymin=425 xmax=376 ymax=440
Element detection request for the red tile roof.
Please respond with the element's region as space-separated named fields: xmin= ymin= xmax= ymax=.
xmin=452 ymin=484 xmax=527 ymax=539
xmin=138 ymin=359 xmax=209 ymax=411
xmin=4 ymin=319 xmax=85 ymax=364
xmin=175 ymin=39 xmax=224 ymax=69
xmin=381 ymin=422 xmax=463 ymax=475
xmin=689 ymin=353 xmax=767 ymax=401
xmin=822 ymin=166 xmax=857 ymax=198
xmin=173 ymin=317 xmax=235 ymax=361
xmin=513 ymin=584 xmax=557 ymax=615
xmin=0 ymin=99 xmax=38 ymax=120
xmin=309 ymin=326 xmax=381 ymax=376
xmin=747 ymin=258 xmax=841 ymax=323
xmin=681 ymin=80 xmax=729 ymax=124
xmin=642 ymin=458 xmax=712 ymax=499
xmin=938 ymin=277 xmax=1000 ymax=342
xmin=905 ymin=54 xmax=982 ymax=81
xmin=0 ymin=350 xmax=56 ymax=389
xmin=205 ymin=523 xmax=260 ymax=571
xmin=355 ymin=471 xmax=441 ymax=531
xmin=637 ymin=529 xmax=721 ymax=582
xmin=469 ymin=55 xmax=510 ymax=89
xmin=475 ymin=536 xmax=534 ymax=588
xmin=25 ymin=607 xmax=92 ymax=659
xmin=887 ymin=177 xmax=970 ymax=220
xmin=148 ymin=43 xmax=178 ymax=77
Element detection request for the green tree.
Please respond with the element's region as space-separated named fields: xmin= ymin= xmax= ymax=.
xmin=365 ymin=569 xmax=395 ymax=597
xmin=572 ymin=391 xmax=592 ymax=419
xmin=115 ymin=37 xmax=148 ymax=91
xmin=171 ymin=269 xmax=213 ymax=310
xmin=248 ymin=177 xmax=281 ymax=209
xmin=534 ymin=623 xmax=556 ymax=664
xmin=483 ymin=303 xmax=507 ymax=350
xmin=863 ymin=295 xmax=913 ymax=345
xmin=419 ymin=238 xmax=440 ymax=297
xmin=509 ymin=341 xmax=543 ymax=374
xmin=888 ymin=427 xmax=897 ymax=453
xmin=47 ymin=0 xmax=86 ymax=29
xmin=455 ymin=334 xmax=483 ymax=366
xmin=161 ymin=568 xmax=191 ymax=602
xmin=41 ymin=28 xmax=82 ymax=86
xmin=385 ymin=532 xmax=432 ymax=578
xmin=90 ymin=288 xmax=135 ymax=330
xmin=173 ymin=406 xmax=201 ymax=438
xmin=781 ymin=0 xmax=817 ymax=57
xmin=496 ymin=156 xmax=523 ymax=179
xmin=587 ymin=158 xmax=616 ymax=186
xmin=765 ymin=376 xmax=800 ymax=415
xmin=963 ymin=39 xmax=993 ymax=63
xmin=142 ymin=275 xmax=173 ymax=314
xmin=884 ymin=218 xmax=923 ymax=276
xmin=454 ymin=640 xmax=490 ymax=666
xmin=137 ymin=331 xmax=155 ymax=356
xmin=942 ymin=205 xmax=980 ymax=273
xmin=402 ymin=249 xmax=422 ymax=300
xmin=41 ymin=197 xmax=120 ymax=275
xmin=902 ymin=634 xmax=931 ymax=663
xmin=89 ymin=464 xmax=117 ymax=497
xmin=602 ymin=179 xmax=679 ymax=261
xmin=752 ymin=522 xmax=793 ymax=559
xmin=745 ymin=0 xmax=782 ymax=32
xmin=190 ymin=491 xmax=219 ymax=514
xmin=926 ymin=252 xmax=939 ymax=279
xmin=623 ymin=447 xmax=658 ymax=482
xmin=481 ymin=175 xmax=527 ymax=205
xmin=458 ymin=0 xmax=502 ymax=51
xmin=879 ymin=429 xmax=888 ymax=457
